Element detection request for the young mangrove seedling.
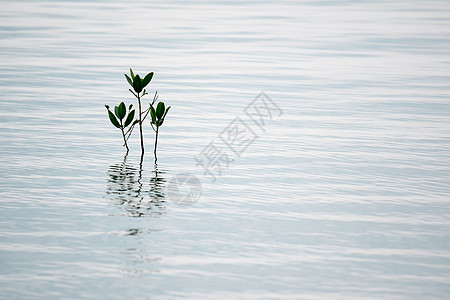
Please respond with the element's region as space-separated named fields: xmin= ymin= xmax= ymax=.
xmin=149 ymin=101 xmax=171 ymax=163
xmin=124 ymin=68 xmax=154 ymax=155
xmin=105 ymin=102 xmax=137 ymax=153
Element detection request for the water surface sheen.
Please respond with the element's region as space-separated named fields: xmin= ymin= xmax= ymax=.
xmin=0 ymin=1 xmax=449 ymax=299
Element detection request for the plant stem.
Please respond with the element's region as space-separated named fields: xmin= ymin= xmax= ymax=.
xmin=120 ymin=120 xmax=129 ymax=154
xmin=137 ymin=92 xmax=145 ymax=155
xmin=154 ymin=126 xmax=159 ymax=163
xmin=122 ymin=129 xmax=129 ymax=153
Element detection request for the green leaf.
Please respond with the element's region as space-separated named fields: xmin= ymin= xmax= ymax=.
xmin=105 ymin=105 xmax=110 ymax=109
xmin=114 ymin=105 xmax=120 ymax=118
xmin=128 ymin=104 xmax=133 ymax=110
xmin=156 ymin=101 xmax=165 ymax=119
xmin=150 ymin=105 xmax=156 ymax=124
xmin=142 ymin=72 xmax=154 ymax=89
xmin=130 ymin=68 xmax=135 ymax=80
xmin=117 ymin=102 xmax=126 ymax=120
xmin=124 ymin=109 xmax=135 ymax=127
xmin=108 ymin=110 xmax=121 ymax=129
xmin=125 ymin=74 xmax=133 ymax=87
xmin=162 ymin=106 xmax=171 ymax=121
xmin=159 ymin=106 xmax=171 ymax=126
xmin=133 ymin=74 xmax=143 ymax=93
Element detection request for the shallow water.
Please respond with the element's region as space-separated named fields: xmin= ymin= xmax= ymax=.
xmin=1 ymin=0 xmax=450 ymax=299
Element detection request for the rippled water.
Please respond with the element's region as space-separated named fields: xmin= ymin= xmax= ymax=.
xmin=1 ymin=0 xmax=450 ymax=299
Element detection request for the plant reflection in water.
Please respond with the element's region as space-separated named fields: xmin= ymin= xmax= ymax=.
xmin=106 ymin=154 xmax=166 ymax=276
xmin=106 ymin=154 xmax=166 ymax=218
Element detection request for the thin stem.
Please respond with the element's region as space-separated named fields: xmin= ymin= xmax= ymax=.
xmin=139 ymin=151 xmax=144 ymax=177
xmin=141 ymin=105 xmax=151 ymax=123
xmin=154 ymin=126 xmax=159 ymax=164
xmin=151 ymin=91 xmax=158 ymax=106
xmin=129 ymin=89 xmax=138 ymax=98
xmin=142 ymin=92 xmax=158 ymax=123
xmin=120 ymin=120 xmax=129 ymax=154
xmin=137 ymin=92 xmax=144 ymax=155
xmin=124 ymin=121 xmax=137 ymax=140
xmin=122 ymin=128 xmax=129 ymax=153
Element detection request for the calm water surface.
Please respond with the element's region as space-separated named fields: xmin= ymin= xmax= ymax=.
xmin=1 ymin=0 xmax=450 ymax=299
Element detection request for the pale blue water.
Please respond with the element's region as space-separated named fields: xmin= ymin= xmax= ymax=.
xmin=1 ymin=0 xmax=450 ymax=299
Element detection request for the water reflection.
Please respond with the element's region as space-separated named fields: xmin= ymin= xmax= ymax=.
xmin=106 ymin=155 xmax=166 ymax=218
xmin=120 ymin=247 xmax=162 ymax=276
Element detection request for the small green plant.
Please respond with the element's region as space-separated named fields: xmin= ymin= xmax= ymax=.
xmin=125 ymin=68 xmax=154 ymax=155
xmin=105 ymin=102 xmax=137 ymax=153
xmin=105 ymin=68 xmax=171 ymax=162
xmin=149 ymin=101 xmax=171 ymax=162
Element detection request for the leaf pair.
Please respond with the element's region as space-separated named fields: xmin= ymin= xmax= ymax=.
xmin=150 ymin=101 xmax=171 ymax=128
xmin=105 ymin=102 xmax=135 ymax=129
xmin=125 ymin=68 xmax=154 ymax=94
